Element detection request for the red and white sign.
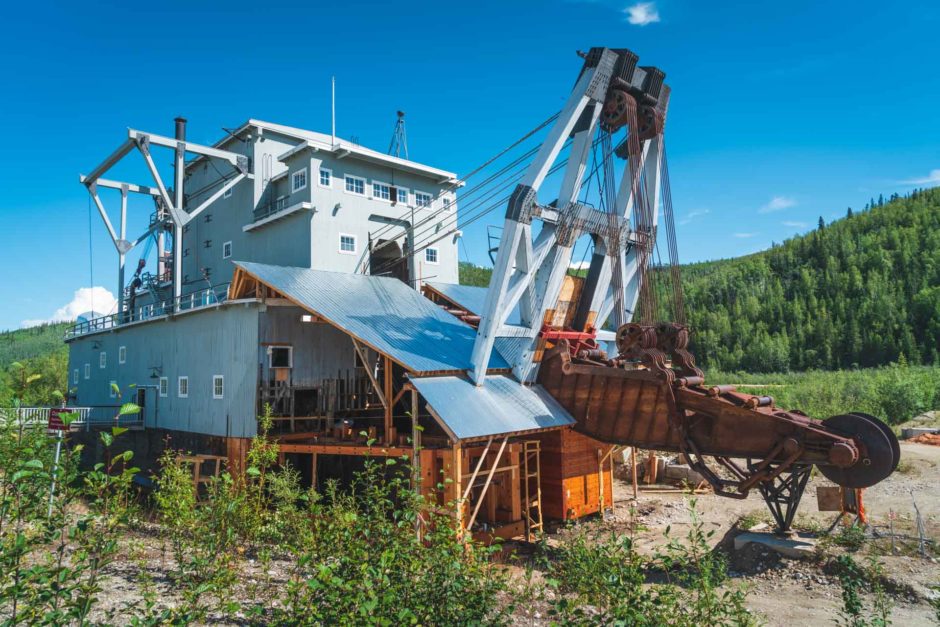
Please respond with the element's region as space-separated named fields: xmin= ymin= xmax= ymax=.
xmin=48 ymin=408 xmax=69 ymax=433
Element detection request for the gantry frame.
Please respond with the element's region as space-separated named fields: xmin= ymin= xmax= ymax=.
xmin=80 ymin=124 xmax=250 ymax=316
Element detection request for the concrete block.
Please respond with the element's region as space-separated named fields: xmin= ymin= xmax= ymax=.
xmin=733 ymin=531 xmax=816 ymax=560
xmin=663 ymin=463 xmax=705 ymax=485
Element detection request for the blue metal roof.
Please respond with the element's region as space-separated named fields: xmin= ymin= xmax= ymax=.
xmin=235 ymin=262 xmax=509 ymax=374
xmin=410 ymin=374 xmax=574 ymax=441
xmin=425 ymin=282 xmax=521 ymax=324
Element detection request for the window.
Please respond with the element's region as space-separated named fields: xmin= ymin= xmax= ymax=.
xmin=178 ymin=376 xmax=189 ymax=398
xmin=301 ymin=314 xmax=314 ymax=323
xmin=119 ymin=346 xmax=126 ymax=364
xmin=223 ymin=186 xmax=233 ymax=198
xmin=84 ymin=363 xmax=90 ymax=380
xmin=339 ymin=234 xmax=356 ymax=254
xmin=159 ymin=377 xmax=168 ymax=397
xmin=292 ymin=168 xmax=307 ymax=193
xmin=213 ymin=375 xmax=224 ymax=399
xmin=443 ymin=197 xmax=452 ymax=211
xmin=415 ymin=191 xmax=432 ymax=207
xmin=345 ymin=175 xmax=365 ymax=195
xmin=268 ymin=346 xmax=293 ymax=369
xmin=425 ymin=248 xmax=439 ymax=264
xmin=319 ymin=168 xmax=332 ymax=187
xmin=395 ymin=187 xmax=409 ymax=204
xmin=99 ymin=351 xmax=107 ymax=369
xmin=222 ymin=241 xmax=232 ymax=259
xmin=73 ymin=369 xmax=79 ymax=385
xmin=372 ymin=181 xmax=391 ymax=201
xmin=109 ymin=381 xmax=117 ymax=398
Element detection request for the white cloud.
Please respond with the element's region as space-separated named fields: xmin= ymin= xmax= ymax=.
xmin=569 ymin=260 xmax=591 ymax=271
xmin=733 ymin=232 xmax=756 ymax=238
xmin=679 ymin=208 xmax=710 ymax=226
xmin=21 ymin=286 xmax=117 ymax=328
xmin=758 ymin=196 xmax=796 ymax=214
xmin=901 ymin=169 xmax=940 ymax=185
xmin=624 ymin=2 xmax=660 ymax=25
xmin=782 ymin=220 xmax=808 ymax=228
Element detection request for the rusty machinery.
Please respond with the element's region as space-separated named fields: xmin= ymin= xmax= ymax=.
xmin=470 ymin=47 xmax=900 ymax=533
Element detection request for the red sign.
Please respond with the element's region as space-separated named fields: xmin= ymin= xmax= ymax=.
xmin=48 ymin=408 xmax=68 ymax=433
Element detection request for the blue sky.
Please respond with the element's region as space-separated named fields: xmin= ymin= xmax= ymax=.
xmin=2 ymin=0 xmax=939 ymax=330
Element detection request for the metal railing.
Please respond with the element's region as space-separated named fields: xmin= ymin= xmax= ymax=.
xmin=0 ymin=406 xmax=144 ymax=431
xmin=253 ymin=196 xmax=291 ymax=222
xmin=65 ymin=283 xmax=230 ymax=339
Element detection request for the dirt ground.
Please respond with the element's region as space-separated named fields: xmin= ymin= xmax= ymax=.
xmin=83 ymin=442 xmax=940 ymax=625
xmin=519 ymin=440 xmax=940 ymax=626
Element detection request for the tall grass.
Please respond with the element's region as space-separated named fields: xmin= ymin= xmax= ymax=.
xmin=706 ymin=363 xmax=940 ymax=425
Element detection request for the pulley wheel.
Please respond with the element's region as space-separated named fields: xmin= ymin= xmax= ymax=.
xmin=850 ymin=412 xmax=901 ymax=473
xmin=818 ymin=413 xmax=897 ymax=488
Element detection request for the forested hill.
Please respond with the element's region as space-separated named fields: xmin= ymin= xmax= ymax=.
xmin=0 ymin=323 xmax=69 ymax=406
xmin=683 ymin=188 xmax=939 ymax=372
xmin=458 ymin=187 xmax=940 ymax=372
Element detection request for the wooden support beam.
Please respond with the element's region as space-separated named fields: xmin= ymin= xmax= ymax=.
xmin=466 ymin=437 xmax=509 ymax=532
xmin=383 ymin=355 xmax=393 ymax=444
xmin=352 ymin=338 xmax=387 ymax=407
xmin=278 ymin=444 xmax=411 ymax=457
xmin=311 ymin=453 xmax=318 ymax=491
xmin=461 ymin=437 xmax=494 ymax=502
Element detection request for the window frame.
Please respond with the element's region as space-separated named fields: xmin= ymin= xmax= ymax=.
xmin=222 ymin=240 xmax=233 ymax=259
xmin=395 ymin=187 xmax=409 ymax=205
xmin=414 ymin=191 xmax=432 ymax=208
xmin=291 ymin=168 xmax=308 ymax=193
xmin=118 ymin=345 xmax=126 ymax=364
xmin=223 ymin=185 xmax=233 ymax=199
xmin=344 ymin=175 xmax=366 ymax=196
xmin=73 ymin=369 xmax=79 ymax=385
xmin=268 ymin=346 xmax=293 ymax=369
xmin=84 ymin=363 xmax=90 ymax=380
xmin=109 ymin=380 xmax=117 ymax=398
xmin=372 ymin=180 xmax=392 ymax=202
xmin=425 ymin=247 xmax=439 ymax=264
xmin=178 ymin=376 xmax=189 ymax=399
xmin=318 ymin=168 xmax=332 ymax=188
xmin=212 ymin=375 xmax=224 ymax=400
xmin=159 ymin=377 xmax=168 ymax=397
xmin=99 ymin=351 xmax=107 ymax=369
xmin=338 ymin=233 xmax=357 ymax=255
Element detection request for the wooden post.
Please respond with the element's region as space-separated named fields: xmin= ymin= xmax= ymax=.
xmin=311 ymin=453 xmax=318 ymax=491
xmin=383 ymin=356 xmax=393 ymax=444
xmin=411 ymin=387 xmax=421 ymax=494
xmin=631 ymin=447 xmax=639 ymax=499
xmin=466 ymin=437 xmax=509 ymax=532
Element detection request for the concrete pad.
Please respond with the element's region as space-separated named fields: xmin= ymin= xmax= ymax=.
xmin=733 ymin=531 xmax=816 ymax=559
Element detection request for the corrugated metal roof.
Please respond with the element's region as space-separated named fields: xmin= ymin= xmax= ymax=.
xmin=410 ymin=374 xmax=574 ymax=441
xmin=235 ymin=262 xmax=508 ymax=374
xmin=425 ymin=282 xmax=521 ymax=325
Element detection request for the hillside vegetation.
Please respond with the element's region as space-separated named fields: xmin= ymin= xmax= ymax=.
xmin=460 ymin=188 xmax=940 ymax=373
xmin=0 ymin=322 xmax=69 ymax=406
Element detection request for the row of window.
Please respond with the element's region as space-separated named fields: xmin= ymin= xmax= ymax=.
xmin=75 ymin=347 xmax=128 ymax=382
xmin=290 ymin=167 xmax=442 ymax=209
xmin=156 ymin=375 xmax=224 ymax=399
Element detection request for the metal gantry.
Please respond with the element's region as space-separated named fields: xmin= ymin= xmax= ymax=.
xmin=79 ymin=118 xmax=249 ymax=316
xmin=469 ymin=48 xmax=668 ymax=385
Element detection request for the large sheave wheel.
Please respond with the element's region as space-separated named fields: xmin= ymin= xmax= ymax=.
xmin=818 ymin=413 xmax=899 ymax=488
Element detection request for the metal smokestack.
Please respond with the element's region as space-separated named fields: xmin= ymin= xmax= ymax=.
xmin=174 ymin=116 xmax=187 ymax=141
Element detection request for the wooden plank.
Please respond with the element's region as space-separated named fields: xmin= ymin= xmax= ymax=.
xmin=278 ymin=443 xmax=411 ymax=456
xmin=466 ymin=437 xmax=508 ymax=531
xmin=352 ymin=338 xmax=387 ymax=408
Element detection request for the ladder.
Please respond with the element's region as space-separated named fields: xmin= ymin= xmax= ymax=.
xmin=522 ymin=440 xmax=544 ymax=541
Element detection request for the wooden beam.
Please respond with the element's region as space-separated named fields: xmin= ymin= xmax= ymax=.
xmin=278 ymin=444 xmax=411 ymax=457
xmin=311 ymin=453 xmax=318 ymax=491
xmin=352 ymin=338 xmax=387 ymax=407
xmin=466 ymin=437 xmax=509 ymax=531
xmin=383 ymin=355 xmax=393 ymax=444
xmin=461 ymin=437 xmax=494 ymax=502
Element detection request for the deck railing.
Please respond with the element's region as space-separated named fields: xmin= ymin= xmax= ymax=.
xmin=252 ymin=196 xmax=291 ymax=222
xmin=65 ymin=282 xmax=230 ymax=339
xmin=0 ymin=406 xmax=144 ymax=431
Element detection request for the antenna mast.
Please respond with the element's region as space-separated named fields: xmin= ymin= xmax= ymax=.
xmin=388 ymin=110 xmax=408 ymax=159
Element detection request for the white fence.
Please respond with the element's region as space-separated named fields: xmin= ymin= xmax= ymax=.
xmin=0 ymin=407 xmax=144 ymax=431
